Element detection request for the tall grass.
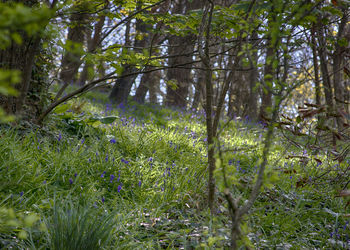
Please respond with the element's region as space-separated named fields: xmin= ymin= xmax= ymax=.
xmin=46 ymin=200 xmax=115 ymax=250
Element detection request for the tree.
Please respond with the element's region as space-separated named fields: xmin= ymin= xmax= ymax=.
xmin=164 ymin=0 xmax=203 ymax=108
xmin=0 ymin=0 xmax=55 ymax=121
xmin=109 ymin=1 xmax=153 ymax=105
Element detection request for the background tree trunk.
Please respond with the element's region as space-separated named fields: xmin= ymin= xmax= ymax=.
xmin=109 ymin=1 xmax=150 ymax=105
xmin=259 ymin=45 xmax=274 ymax=122
xmin=165 ymin=0 xmax=203 ymax=108
xmin=57 ymin=1 xmax=90 ymax=100
xmin=78 ymin=13 xmax=106 ymax=86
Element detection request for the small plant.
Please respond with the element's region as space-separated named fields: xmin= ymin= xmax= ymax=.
xmin=46 ymin=201 xmax=115 ymax=250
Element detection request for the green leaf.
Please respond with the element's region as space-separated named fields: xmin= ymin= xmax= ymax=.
xmin=54 ymin=104 xmax=70 ymax=114
xmin=99 ymin=116 xmax=118 ymax=124
xmin=296 ymin=116 xmax=302 ymax=123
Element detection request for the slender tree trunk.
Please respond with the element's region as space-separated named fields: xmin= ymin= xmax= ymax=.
xmin=78 ymin=13 xmax=106 ymax=85
xmin=244 ymin=32 xmax=259 ymax=121
xmin=332 ymin=10 xmax=348 ymax=129
xmin=133 ymin=68 xmax=151 ymax=103
xmin=192 ymin=61 xmax=206 ymax=110
xmin=311 ymin=24 xmax=322 ymax=107
xmin=56 ymin=1 xmax=89 ymax=100
xmin=259 ymin=45 xmax=273 ymax=121
xmin=317 ymin=23 xmax=334 ymax=111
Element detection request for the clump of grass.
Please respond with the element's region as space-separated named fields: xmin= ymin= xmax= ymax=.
xmin=46 ymin=200 xmax=115 ymax=250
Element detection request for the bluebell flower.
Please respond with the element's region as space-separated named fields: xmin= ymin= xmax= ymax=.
xmin=20 ymin=191 xmax=23 ymax=197
xmin=110 ymin=138 xmax=116 ymax=144
xmin=69 ymin=178 xmax=73 ymax=184
xmin=74 ymin=173 xmax=77 ymax=177
xmin=101 ymin=171 xmax=106 ymax=178
xmin=117 ymin=185 xmax=122 ymax=193
xmin=58 ymin=132 xmax=62 ymax=142
xmin=110 ymin=174 xmax=115 ymax=183
xmin=121 ymin=158 xmax=129 ymax=164
xmin=138 ymin=181 xmax=142 ymax=187
xmin=102 ymin=197 xmax=105 ymax=203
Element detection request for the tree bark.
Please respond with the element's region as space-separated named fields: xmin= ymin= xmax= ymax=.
xmin=243 ymin=32 xmax=259 ymax=121
xmin=311 ymin=24 xmax=322 ymax=107
xmin=56 ymin=1 xmax=90 ymax=100
xmin=332 ymin=10 xmax=348 ymax=129
xmin=165 ymin=0 xmax=203 ymax=108
xmin=78 ymin=13 xmax=106 ymax=86
xmin=109 ymin=1 xmax=150 ymax=105
xmin=0 ymin=0 xmax=52 ymax=120
xmin=259 ymin=45 xmax=273 ymax=122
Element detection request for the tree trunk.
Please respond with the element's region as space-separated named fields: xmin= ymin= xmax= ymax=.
xmin=332 ymin=10 xmax=348 ymax=129
xmin=133 ymin=68 xmax=151 ymax=103
xmin=316 ymin=21 xmax=334 ymax=113
xmin=109 ymin=66 xmax=137 ymax=105
xmin=192 ymin=61 xmax=206 ymax=110
xmin=259 ymin=45 xmax=273 ymax=122
xmin=56 ymin=1 xmax=90 ymax=100
xmin=109 ymin=1 xmax=150 ymax=105
xmin=165 ymin=0 xmax=203 ymax=109
xmin=0 ymin=0 xmax=49 ymax=120
xmin=311 ymin=24 xmax=322 ymax=107
xmin=243 ymin=32 xmax=259 ymax=121
xmin=78 ymin=13 xmax=106 ymax=85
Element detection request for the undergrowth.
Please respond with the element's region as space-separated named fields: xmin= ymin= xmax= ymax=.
xmin=1 ymin=96 xmax=350 ymax=248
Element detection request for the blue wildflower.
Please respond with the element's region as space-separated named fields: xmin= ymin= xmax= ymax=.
xmin=117 ymin=185 xmax=122 ymax=192
xmin=101 ymin=171 xmax=106 ymax=178
xmin=110 ymin=138 xmax=116 ymax=144
xmin=138 ymin=180 xmax=142 ymax=187
xmin=121 ymin=158 xmax=129 ymax=164
xmin=110 ymin=174 xmax=115 ymax=183
xmin=93 ymin=202 xmax=98 ymax=208
xmin=69 ymin=178 xmax=73 ymax=184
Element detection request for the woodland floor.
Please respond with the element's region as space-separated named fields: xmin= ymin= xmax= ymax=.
xmin=1 ymin=91 xmax=350 ymax=249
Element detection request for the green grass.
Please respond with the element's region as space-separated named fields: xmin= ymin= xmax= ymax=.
xmin=1 ymin=95 xmax=350 ymax=248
